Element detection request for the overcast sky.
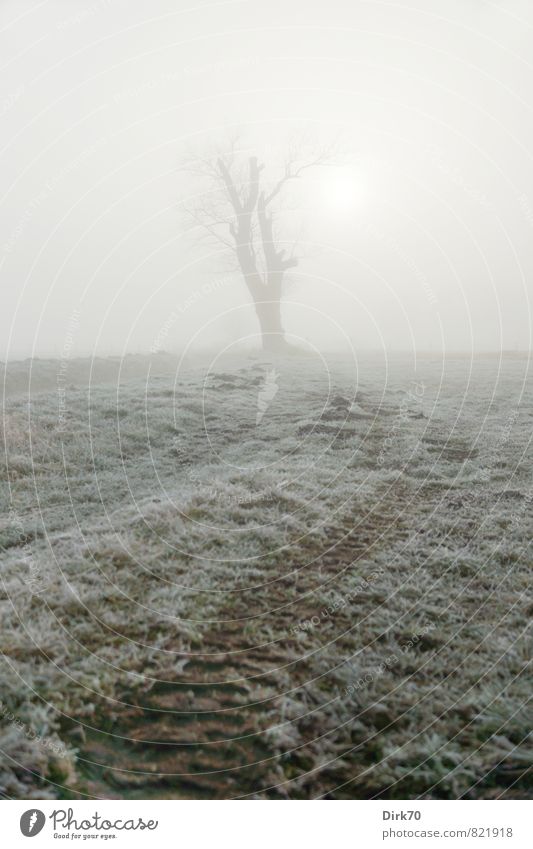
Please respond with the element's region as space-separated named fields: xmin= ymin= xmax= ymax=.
xmin=1 ymin=0 xmax=533 ymax=359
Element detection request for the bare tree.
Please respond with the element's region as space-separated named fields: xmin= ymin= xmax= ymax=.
xmin=184 ymin=140 xmax=331 ymax=352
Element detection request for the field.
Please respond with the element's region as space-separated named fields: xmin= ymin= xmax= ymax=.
xmin=0 ymin=351 xmax=531 ymax=799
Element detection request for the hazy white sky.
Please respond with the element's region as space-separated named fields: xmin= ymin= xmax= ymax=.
xmin=1 ymin=0 xmax=533 ymax=358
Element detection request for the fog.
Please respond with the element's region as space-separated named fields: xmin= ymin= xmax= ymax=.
xmin=1 ymin=0 xmax=532 ymax=360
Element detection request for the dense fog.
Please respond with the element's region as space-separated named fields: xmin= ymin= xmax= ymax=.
xmin=1 ymin=0 xmax=532 ymax=359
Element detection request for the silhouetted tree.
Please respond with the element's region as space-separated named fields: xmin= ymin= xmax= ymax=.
xmin=185 ymin=141 xmax=330 ymax=352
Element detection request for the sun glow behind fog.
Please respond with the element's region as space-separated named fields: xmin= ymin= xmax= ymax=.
xmin=320 ymin=167 xmax=368 ymax=215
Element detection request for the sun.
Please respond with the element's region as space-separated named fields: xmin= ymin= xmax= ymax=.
xmin=320 ymin=168 xmax=367 ymax=215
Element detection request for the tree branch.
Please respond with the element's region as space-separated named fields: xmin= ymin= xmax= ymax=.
xmin=258 ymin=191 xmax=299 ymax=279
xmin=243 ymin=156 xmax=264 ymax=212
xmin=262 ymin=151 xmax=332 ymax=207
xmin=217 ymin=157 xmax=243 ymax=214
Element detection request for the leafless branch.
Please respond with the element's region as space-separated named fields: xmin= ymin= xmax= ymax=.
xmin=182 ymin=138 xmax=334 ymax=300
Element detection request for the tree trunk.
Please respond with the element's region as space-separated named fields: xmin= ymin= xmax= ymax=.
xmin=254 ymin=297 xmax=286 ymax=351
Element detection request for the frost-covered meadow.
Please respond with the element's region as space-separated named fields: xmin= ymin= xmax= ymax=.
xmin=1 ymin=352 xmax=532 ymax=799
